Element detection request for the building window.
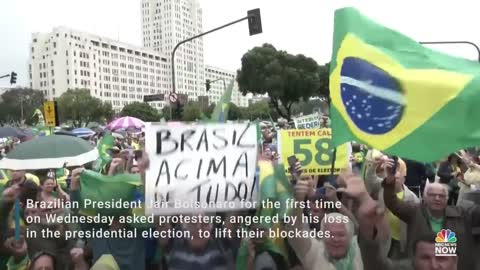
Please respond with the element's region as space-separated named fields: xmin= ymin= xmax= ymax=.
xmin=52 ymin=79 xmax=55 ymax=85
xmin=51 ymin=70 xmax=54 ymax=76
xmin=52 ymin=88 xmax=56 ymax=95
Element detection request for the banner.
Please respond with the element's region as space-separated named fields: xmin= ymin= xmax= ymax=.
xmin=293 ymin=113 xmax=320 ymax=129
xmin=278 ymin=129 xmax=349 ymax=175
xmin=145 ymin=122 xmax=259 ymax=215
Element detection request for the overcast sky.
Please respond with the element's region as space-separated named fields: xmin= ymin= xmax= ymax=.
xmin=1 ymin=0 xmax=479 ymax=88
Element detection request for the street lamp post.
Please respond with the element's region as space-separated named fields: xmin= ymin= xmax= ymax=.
xmin=419 ymin=41 xmax=480 ymax=62
xmin=206 ymin=78 xmax=227 ymax=92
xmin=169 ymin=9 xmax=262 ymax=120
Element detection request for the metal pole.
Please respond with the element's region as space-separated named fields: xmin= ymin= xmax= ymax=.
xmin=0 ymin=74 xmax=10 ymax=79
xmin=420 ymin=41 xmax=480 ymax=62
xmin=208 ymin=78 xmax=227 ymax=90
xmin=171 ymin=15 xmax=250 ymax=95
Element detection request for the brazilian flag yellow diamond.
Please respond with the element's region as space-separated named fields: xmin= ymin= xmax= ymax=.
xmin=330 ymin=7 xmax=480 ymax=162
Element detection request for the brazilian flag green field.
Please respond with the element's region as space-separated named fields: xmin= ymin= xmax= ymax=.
xmin=329 ymin=7 xmax=480 ymax=162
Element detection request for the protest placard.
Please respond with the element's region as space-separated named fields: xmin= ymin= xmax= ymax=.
xmin=277 ymin=129 xmax=350 ymax=175
xmin=145 ymin=122 xmax=259 ymax=215
xmin=293 ymin=113 xmax=320 ymax=129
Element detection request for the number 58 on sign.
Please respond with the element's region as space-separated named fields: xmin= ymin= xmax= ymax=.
xmin=278 ymin=129 xmax=350 ymax=175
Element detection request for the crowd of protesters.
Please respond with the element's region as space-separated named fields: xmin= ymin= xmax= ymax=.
xmin=0 ymin=118 xmax=480 ymax=270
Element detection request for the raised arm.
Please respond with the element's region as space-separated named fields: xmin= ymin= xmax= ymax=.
xmin=325 ymin=184 xmax=358 ymax=231
xmin=285 ymin=176 xmax=312 ymax=257
xmin=382 ymin=159 xmax=417 ymax=223
xmin=337 ymin=171 xmax=394 ymax=270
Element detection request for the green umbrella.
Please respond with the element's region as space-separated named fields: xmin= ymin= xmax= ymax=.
xmin=0 ymin=135 xmax=98 ymax=170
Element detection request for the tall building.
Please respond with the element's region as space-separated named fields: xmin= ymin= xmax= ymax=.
xmin=141 ymin=0 xmax=205 ymax=99
xmin=205 ymin=65 xmax=249 ymax=107
xmin=29 ymin=27 xmax=172 ymax=112
xmin=29 ymin=1 xmax=250 ymax=113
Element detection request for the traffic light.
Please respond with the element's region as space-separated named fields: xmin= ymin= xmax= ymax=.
xmin=206 ymin=79 xmax=211 ymax=92
xmin=247 ymin=9 xmax=262 ymax=36
xmin=10 ymin=72 xmax=17 ymax=84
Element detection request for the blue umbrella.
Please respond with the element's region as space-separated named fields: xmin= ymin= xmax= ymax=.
xmin=72 ymin=128 xmax=95 ymax=137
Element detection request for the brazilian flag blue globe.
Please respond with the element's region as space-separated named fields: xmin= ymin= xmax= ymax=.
xmin=330 ymin=7 xmax=480 ymax=162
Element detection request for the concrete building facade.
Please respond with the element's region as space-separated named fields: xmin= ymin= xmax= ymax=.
xmin=204 ymin=65 xmax=249 ymax=107
xmin=141 ymin=0 xmax=205 ymax=99
xmin=29 ymin=27 xmax=171 ymax=112
xmin=29 ymin=0 xmax=251 ymax=112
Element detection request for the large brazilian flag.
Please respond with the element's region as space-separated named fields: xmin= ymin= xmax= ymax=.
xmin=329 ymin=7 xmax=480 ymax=162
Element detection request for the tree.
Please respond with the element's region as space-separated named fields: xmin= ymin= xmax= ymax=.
xmin=203 ymin=103 xmax=216 ymax=118
xmin=243 ymin=100 xmax=271 ymax=120
xmin=121 ymin=102 xmax=160 ymax=122
xmin=161 ymin=106 xmax=171 ymax=121
xmin=317 ymin=62 xmax=330 ymax=102
xmin=57 ymin=89 xmax=114 ymax=127
xmin=227 ymin=102 xmax=243 ymax=120
xmin=0 ymin=88 xmax=44 ymax=126
xmin=237 ymin=44 xmax=321 ymax=121
xmin=182 ymin=101 xmax=202 ymax=122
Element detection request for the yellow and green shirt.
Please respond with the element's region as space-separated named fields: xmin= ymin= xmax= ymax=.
xmin=388 ymin=191 xmax=405 ymax=240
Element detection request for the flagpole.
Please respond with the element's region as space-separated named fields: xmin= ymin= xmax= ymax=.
xmin=325 ymin=95 xmax=338 ymax=186
xmin=420 ymin=41 xmax=480 ymax=62
xmin=330 ymin=148 xmax=337 ymax=179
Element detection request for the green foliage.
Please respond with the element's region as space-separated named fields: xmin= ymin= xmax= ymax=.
xmin=227 ymin=102 xmax=242 ymax=120
xmin=57 ymin=89 xmax=114 ymax=127
xmin=317 ymin=62 xmax=330 ymax=102
xmin=203 ymin=103 xmax=216 ymax=118
xmin=120 ymin=102 xmax=160 ymax=122
xmin=243 ymin=100 xmax=272 ymax=120
xmin=237 ymin=43 xmax=321 ymax=121
xmin=0 ymin=88 xmax=44 ymax=126
xmin=182 ymin=101 xmax=202 ymax=122
xmin=161 ymin=106 xmax=171 ymax=121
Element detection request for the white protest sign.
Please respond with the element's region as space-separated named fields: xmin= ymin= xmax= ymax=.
xmin=145 ymin=122 xmax=259 ymax=215
xmin=293 ymin=113 xmax=320 ymax=129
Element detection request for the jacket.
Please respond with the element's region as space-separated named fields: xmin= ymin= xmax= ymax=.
xmin=383 ymin=180 xmax=480 ymax=270
xmin=363 ymin=158 xmax=420 ymax=253
xmin=378 ymin=186 xmax=420 ymax=252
